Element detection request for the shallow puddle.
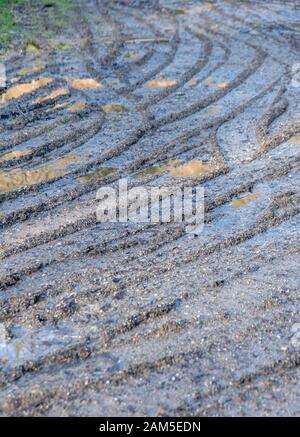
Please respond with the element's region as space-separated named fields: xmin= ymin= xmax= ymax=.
xmin=138 ymin=160 xmax=181 ymax=177
xmin=217 ymin=82 xmax=229 ymax=89
xmin=16 ymin=61 xmax=43 ymax=76
xmin=34 ymin=88 xmax=68 ymax=103
xmin=67 ymin=101 xmax=86 ymax=111
xmin=0 ymin=323 xmax=84 ymax=366
xmin=102 ymin=104 xmax=129 ymax=113
xmin=289 ymin=135 xmax=300 ymax=144
xmin=231 ymin=192 xmax=260 ymax=207
xmin=0 ymin=155 xmax=78 ymax=194
xmin=125 ymin=53 xmax=139 ymax=59
xmin=138 ymin=159 xmax=212 ymax=178
xmin=202 ymin=105 xmax=223 ymax=116
xmin=70 ymin=78 xmax=103 ymax=90
xmin=144 ymin=79 xmax=177 ymax=89
xmin=169 ymin=160 xmax=212 ymax=177
xmin=0 ymin=78 xmax=52 ymax=104
xmin=26 ymin=42 xmax=41 ymax=53
xmin=77 ymin=167 xmax=118 ymax=183
xmin=0 ymin=149 xmax=32 ymax=162
xmin=204 ymin=78 xmax=229 ymax=89
xmin=45 ymin=101 xmax=70 ymax=112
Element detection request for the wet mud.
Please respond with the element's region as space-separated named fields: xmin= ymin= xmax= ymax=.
xmin=0 ymin=0 xmax=299 ymax=417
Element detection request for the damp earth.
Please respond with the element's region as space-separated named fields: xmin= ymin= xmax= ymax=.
xmin=0 ymin=0 xmax=299 ymax=418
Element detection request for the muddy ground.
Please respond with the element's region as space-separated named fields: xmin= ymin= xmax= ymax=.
xmin=0 ymin=0 xmax=299 ymax=417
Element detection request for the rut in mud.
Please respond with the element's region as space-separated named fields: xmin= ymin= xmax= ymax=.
xmin=0 ymin=0 xmax=300 ymax=416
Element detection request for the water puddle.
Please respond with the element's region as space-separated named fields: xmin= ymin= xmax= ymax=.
xmin=0 ymin=78 xmax=52 ymax=104
xmin=50 ymin=41 xmax=73 ymax=51
xmin=204 ymin=78 xmax=229 ymax=89
xmin=26 ymin=42 xmax=41 ymax=53
xmin=34 ymin=88 xmax=68 ymax=103
xmin=137 ymin=159 xmax=181 ymax=177
xmin=16 ymin=61 xmax=43 ymax=76
xmin=70 ymin=78 xmax=103 ymax=90
xmin=0 ymin=323 xmax=84 ymax=367
xmin=102 ymin=104 xmax=129 ymax=113
xmin=144 ymin=79 xmax=177 ymax=89
xmin=45 ymin=101 xmax=70 ymax=112
xmin=217 ymin=82 xmax=229 ymax=89
xmin=67 ymin=100 xmax=86 ymax=111
xmin=125 ymin=53 xmax=139 ymax=59
xmin=231 ymin=192 xmax=260 ymax=208
xmin=0 ymin=155 xmax=78 ymax=194
xmin=202 ymin=105 xmax=223 ymax=116
xmin=289 ymin=135 xmax=300 ymax=144
xmin=169 ymin=160 xmax=213 ymax=177
xmin=0 ymin=149 xmax=32 ymax=162
xmin=77 ymin=167 xmax=118 ymax=183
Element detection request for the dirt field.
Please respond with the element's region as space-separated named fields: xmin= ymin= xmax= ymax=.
xmin=0 ymin=0 xmax=299 ymax=416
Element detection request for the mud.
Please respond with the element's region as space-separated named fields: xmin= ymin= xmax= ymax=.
xmin=0 ymin=0 xmax=299 ymax=417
